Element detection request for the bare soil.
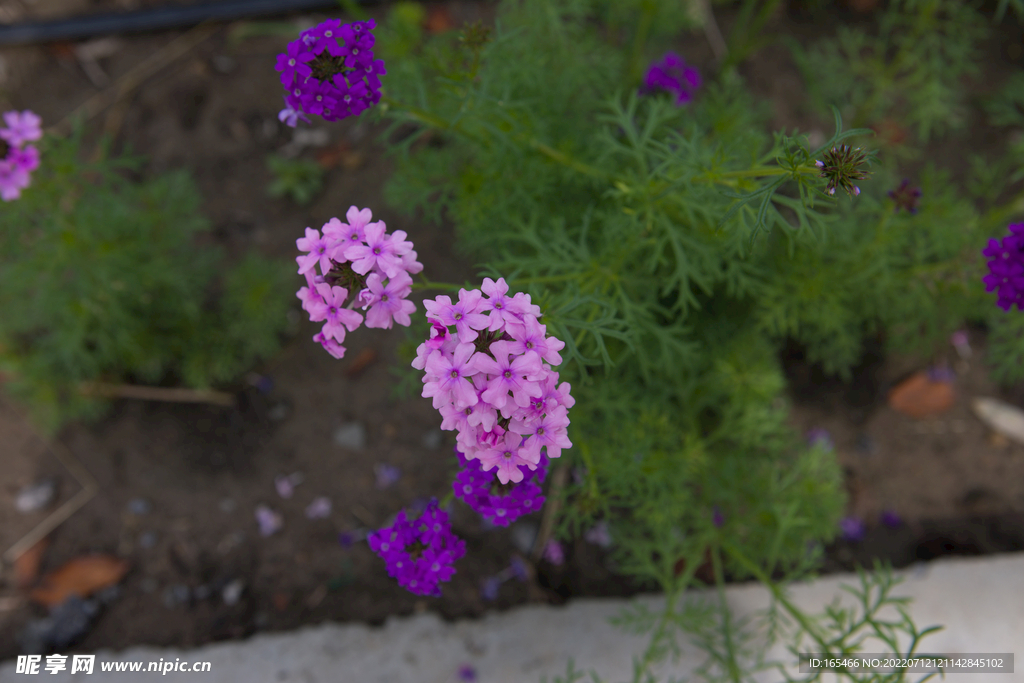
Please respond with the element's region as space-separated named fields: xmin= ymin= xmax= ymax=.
xmin=1 ymin=0 xmax=1023 ymax=659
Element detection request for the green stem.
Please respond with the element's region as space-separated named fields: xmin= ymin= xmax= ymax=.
xmin=411 ymin=278 xmax=467 ymax=292
xmin=627 ymin=0 xmax=657 ymax=84
xmin=722 ymin=540 xmax=847 ymax=660
xmin=711 ymin=544 xmax=744 ymax=683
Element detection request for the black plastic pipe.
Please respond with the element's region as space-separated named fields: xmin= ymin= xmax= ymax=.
xmin=0 ymin=0 xmax=353 ymax=47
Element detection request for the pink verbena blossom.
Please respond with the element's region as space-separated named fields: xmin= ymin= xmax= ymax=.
xmin=416 ymin=278 xmax=573 ymax=485
xmin=0 ymin=109 xmax=42 ymax=201
xmin=295 ymin=206 xmax=422 ymax=358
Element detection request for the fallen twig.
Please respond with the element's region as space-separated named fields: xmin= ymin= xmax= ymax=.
xmin=2 ymin=400 xmax=99 ymax=567
xmin=78 ymin=380 xmax=235 ymax=407
xmin=530 ymin=463 xmax=569 ymax=564
xmin=47 ymin=20 xmax=219 ymax=138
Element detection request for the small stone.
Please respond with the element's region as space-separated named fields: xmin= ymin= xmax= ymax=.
xmin=267 ymin=402 xmax=290 ymax=422
xmin=421 ymin=430 xmax=443 ymax=450
xmin=222 ymin=579 xmax=244 ymax=606
xmin=94 ymin=585 xmax=122 ymax=604
xmin=138 ymin=531 xmax=158 ymax=549
xmin=139 ymin=578 xmax=158 ymax=594
xmin=855 ymin=433 xmax=877 ymax=455
xmin=48 ymin=596 xmax=98 ymax=649
xmin=211 ymin=54 xmax=237 ymax=74
xmin=333 ymin=422 xmax=366 ymax=450
xmin=127 ymin=498 xmax=151 ymax=515
xmin=510 ymin=522 xmax=538 ymax=554
xmin=15 ymin=479 xmax=56 ymax=513
xmin=220 ymin=498 xmax=237 ymax=513
xmin=162 ymin=584 xmax=190 ymax=608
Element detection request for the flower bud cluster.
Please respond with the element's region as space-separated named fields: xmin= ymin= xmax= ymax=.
xmin=296 ymin=206 xmax=423 ymax=358
xmin=275 ymin=19 xmax=386 ymax=126
xmin=367 ymin=498 xmax=466 ymax=597
xmin=0 ymin=110 xmax=42 ymax=201
xmin=413 ymin=278 xmax=574 ymax=485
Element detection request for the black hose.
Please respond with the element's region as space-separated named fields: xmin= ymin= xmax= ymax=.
xmin=0 ymin=0 xmax=354 ymax=47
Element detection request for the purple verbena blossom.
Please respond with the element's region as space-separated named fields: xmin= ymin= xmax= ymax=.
xmin=543 ymin=539 xmax=565 ymax=566
xmin=839 ymin=516 xmax=866 ymax=542
xmin=276 ymin=19 xmax=385 ymax=125
xmin=305 ymin=496 xmax=332 ymax=519
xmin=255 ymin=504 xmax=283 ymax=537
xmin=639 ymin=52 xmax=702 ymax=106
xmin=982 ymin=222 xmax=1024 ymax=311
xmin=374 ymin=463 xmax=402 ymax=490
xmin=367 ymin=498 xmax=466 ymax=597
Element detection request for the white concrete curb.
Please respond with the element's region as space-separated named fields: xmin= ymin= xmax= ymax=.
xmin=2 ymin=553 xmax=1020 ymax=683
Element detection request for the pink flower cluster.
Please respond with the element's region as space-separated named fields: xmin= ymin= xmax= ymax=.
xmin=367 ymin=498 xmax=466 ymax=597
xmin=296 ymin=206 xmax=422 ymax=359
xmin=0 ymin=110 xmax=42 ymax=201
xmin=413 ymin=278 xmax=574 ymax=485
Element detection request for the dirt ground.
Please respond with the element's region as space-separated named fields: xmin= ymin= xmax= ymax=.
xmin=1 ymin=0 xmax=1023 ymax=659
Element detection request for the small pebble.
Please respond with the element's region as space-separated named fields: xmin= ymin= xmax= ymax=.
xmin=510 ymin=522 xmax=538 ymax=554
xmin=127 ymin=498 xmax=151 ymax=515
xmin=139 ymin=578 xmax=158 ymax=594
xmin=421 ymin=429 xmax=443 ymax=450
xmin=162 ymin=584 xmax=191 ymax=608
xmin=47 ymin=596 xmax=98 ymax=649
xmin=267 ymin=402 xmax=290 ymax=422
xmin=15 ymin=479 xmax=56 ymax=513
xmin=219 ymin=498 xmax=237 ymax=513
xmin=222 ymin=579 xmax=244 ymax=606
xmin=211 ymin=54 xmax=237 ymax=74
xmin=333 ymin=422 xmax=366 ymax=450
xmin=855 ymin=433 xmax=877 ymax=455
xmin=94 ymin=585 xmax=122 ymax=604
xmin=138 ymin=531 xmax=158 ymax=549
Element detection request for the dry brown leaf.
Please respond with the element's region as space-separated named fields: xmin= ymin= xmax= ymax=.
xmin=14 ymin=536 xmax=50 ymax=590
xmin=887 ymin=371 xmax=955 ymax=419
xmin=30 ymin=554 xmax=130 ymax=607
xmin=425 ymin=5 xmax=454 ymax=34
xmin=345 ymin=348 xmax=378 ymax=378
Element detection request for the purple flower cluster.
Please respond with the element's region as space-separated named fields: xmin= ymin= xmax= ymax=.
xmin=367 ymin=498 xmax=466 ymax=597
xmin=296 ymin=205 xmax=423 ymax=358
xmin=0 ymin=110 xmax=42 ymax=201
xmin=275 ymin=19 xmax=385 ymax=126
xmin=414 ymin=277 xmax=574 ymax=485
xmin=453 ymin=446 xmax=547 ymax=527
xmin=639 ymin=52 xmax=701 ymax=106
xmin=982 ymin=222 xmax=1024 ymax=312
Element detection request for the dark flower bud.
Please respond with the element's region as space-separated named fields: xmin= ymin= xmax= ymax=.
xmin=815 ymin=144 xmax=871 ymax=197
xmin=888 ymin=178 xmax=922 ymax=214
